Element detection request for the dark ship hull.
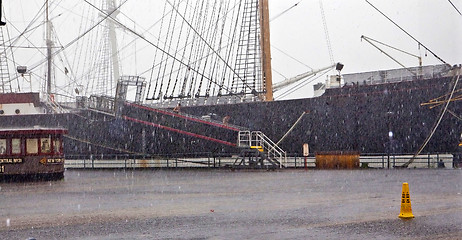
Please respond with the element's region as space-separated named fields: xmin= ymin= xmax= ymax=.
xmin=0 ymin=75 xmax=460 ymax=157
xmin=180 ymin=75 xmax=461 ymax=155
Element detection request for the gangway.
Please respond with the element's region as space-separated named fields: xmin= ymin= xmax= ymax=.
xmin=236 ymin=131 xmax=286 ymax=168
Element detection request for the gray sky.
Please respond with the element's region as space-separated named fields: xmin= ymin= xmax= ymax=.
xmin=269 ymin=0 xmax=462 ymax=98
xmin=271 ymin=0 xmax=462 ymax=70
xmin=4 ymin=0 xmax=462 ymax=99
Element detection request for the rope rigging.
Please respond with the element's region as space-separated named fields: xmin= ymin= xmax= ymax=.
xmin=186 ymin=0 xmax=209 ymax=98
xmin=180 ymin=0 xmax=202 ymax=98
xmin=7 ymin=0 xmax=267 ymax=103
xmin=1 ymin=2 xmax=48 ymax=89
xmin=89 ymin=0 xmax=237 ymax=100
xmin=140 ymin=2 xmax=190 ymax=99
xmin=447 ymin=109 xmax=462 ymax=121
xmin=137 ymin=0 xmax=242 ymax=100
xmin=168 ymin=0 xmax=191 ymax=99
xmin=231 ymin=0 xmax=262 ymax=95
xmin=361 ymin=35 xmax=421 ymax=77
xmin=16 ymin=0 xmax=130 ymax=91
xmin=149 ymin=1 xmax=169 ymax=100
xmin=272 ymin=45 xmax=313 ymax=71
xmin=403 ymin=67 xmax=461 ymax=167
xmin=206 ymin=0 xmax=228 ymax=98
xmin=165 ymin=0 xmax=256 ymax=96
xmin=210 ymin=0 xmax=231 ymax=97
xmin=144 ymin=0 xmax=263 ymax=101
xmin=365 ymin=0 xmax=450 ymax=66
xmin=193 ymin=0 xmax=213 ymax=98
xmin=3 ymin=1 xmax=85 ymax=97
xmin=319 ymin=0 xmax=334 ymax=65
xmin=447 ymin=0 xmax=462 ymax=16
xmin=218 ymin=0 xmax=242 ymax=96
xmin=4 ymin=17 xmax=20 ymax=91
xmin=270 ymin=1 xmax=302 ymax=22
xmin=159 ymin=0 xmax=179 ymax=99
xmin=202 ymin=0 xmax=228 ymax=97
xmin=275 ymin=68 xmax=331 ymax=100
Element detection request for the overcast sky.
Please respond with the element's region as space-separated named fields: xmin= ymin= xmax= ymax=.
xmin=4 ymin=0 xmax=462 ymax=99
xmin=269 ymin=0 xmax=462 ymax=96
xmin=272 ymin=0 xmax=462 ymax=70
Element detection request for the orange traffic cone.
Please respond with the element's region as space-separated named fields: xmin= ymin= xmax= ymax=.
xmin=398 ymin=182 xmax=414 ymax=219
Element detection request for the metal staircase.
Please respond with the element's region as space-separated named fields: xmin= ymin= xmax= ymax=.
xmin=237 ymin=131 xmax=286 ymax=168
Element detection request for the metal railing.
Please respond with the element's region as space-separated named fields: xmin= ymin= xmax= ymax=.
xmin=65 ymin=153 xmax=237 ymax=169
xmin=64 ymin=152 xmax=457 ymax=169
xmin=238 ymin=131 xmax=286 ymax=167
xmin=285 ymin=153 xmax=455 ymax=169
xmin=87 ymin=95 xmax=115 ymax=114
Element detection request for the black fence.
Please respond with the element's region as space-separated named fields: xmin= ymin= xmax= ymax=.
xmin=64 ymin=152 xmax=457 ymax=169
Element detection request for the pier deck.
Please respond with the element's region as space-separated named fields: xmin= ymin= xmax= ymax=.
xmin=1 ymin=169 xmax=461 ymax=239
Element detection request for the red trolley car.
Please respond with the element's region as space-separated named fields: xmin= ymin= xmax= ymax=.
xmin=0 ymin=127 xmax=67 ymax=181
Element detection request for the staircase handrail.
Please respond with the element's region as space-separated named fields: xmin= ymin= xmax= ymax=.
xmin=238 ymin=131 xmax=286 ymax=168
xmin=256 ymin=132 xmax=286 ymax=165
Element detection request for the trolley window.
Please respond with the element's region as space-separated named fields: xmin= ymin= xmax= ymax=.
xmin=26 ymin=138 xmax=39 ymax=154
xmin=53 ymin=138 xmax=61 ymax=153
xmin=41 ymin=137 xmax=51 ymax=154
xmin=0 ymin=139 xmax=6 ymax=155
xmin=12 ymin=138 xmax=21 ymax=154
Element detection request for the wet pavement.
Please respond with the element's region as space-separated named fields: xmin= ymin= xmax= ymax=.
xmin=0 ymin=169 xmax=461 ymax=239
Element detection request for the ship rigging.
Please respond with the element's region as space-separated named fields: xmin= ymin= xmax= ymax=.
xmin=0 ymin=0 xmax=461 ymax=160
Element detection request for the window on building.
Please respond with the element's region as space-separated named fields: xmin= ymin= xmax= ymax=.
xmin=12 ymin=138 xmax=21 ymax=154
xmin=26 ymin=138 xmax=39 ymax=154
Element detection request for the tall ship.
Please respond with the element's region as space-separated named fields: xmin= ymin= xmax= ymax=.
xmin=0 ymin=0 xmax=461 ymax=159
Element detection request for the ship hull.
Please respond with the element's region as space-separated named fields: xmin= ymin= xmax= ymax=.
xmin=180 ymin=76 xmax=461 ymax=155
xmin=0 ymin=76 xmax=460 ymax=156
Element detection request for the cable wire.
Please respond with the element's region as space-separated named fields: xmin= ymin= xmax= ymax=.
xmin=403 ymin=67 xmax=461 ymax=167
xmin=270 ymin=1 xmax=302 ymax=22
xmin=448 ymin=0 xmax=462 ymax=16
xmin=365 ymin=0 xmax=449 ymax=66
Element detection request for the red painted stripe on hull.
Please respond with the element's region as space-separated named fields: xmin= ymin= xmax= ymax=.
xmin=125 ymin=102 xmax=240 ymax=132
xmin=123 ymin=116 xmax=237 ymax=147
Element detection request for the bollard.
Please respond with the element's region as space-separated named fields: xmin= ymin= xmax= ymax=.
xmin=398 ymin=182 xmax=414 ymax=219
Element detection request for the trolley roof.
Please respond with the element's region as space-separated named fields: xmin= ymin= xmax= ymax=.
xmin=0 ymin=126 xmax=68 ymax=136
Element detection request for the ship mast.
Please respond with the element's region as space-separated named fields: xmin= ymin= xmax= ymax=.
xmin=259 ymin=0 xmax=273 ymax=101
xmin=46 ymin=0 xmax=52 ymax=96
xmin=107 ymin=0 xmax=120 ymax=89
